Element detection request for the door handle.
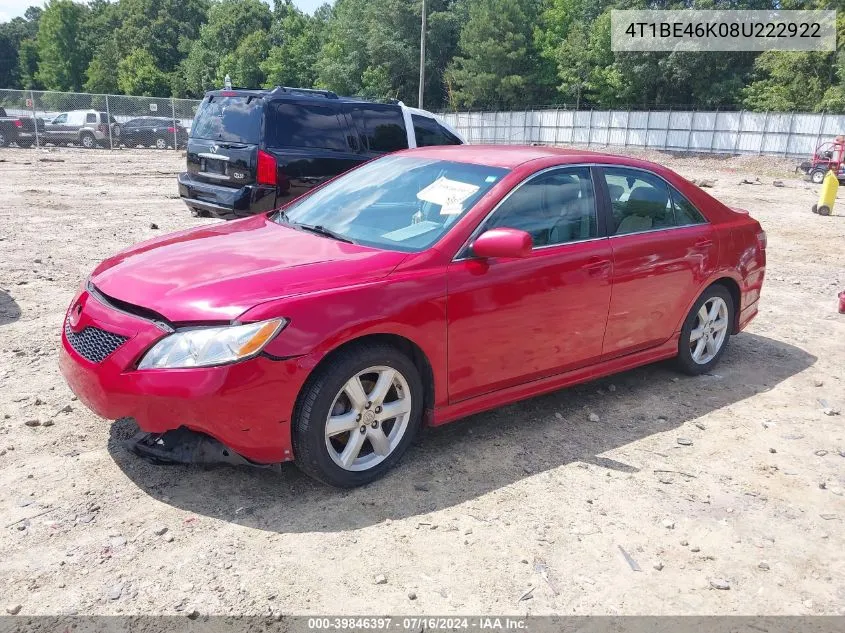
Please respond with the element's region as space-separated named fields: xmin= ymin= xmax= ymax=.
xmin=695 ymin=239 xmax=714 ymax=248
xmin=583 ymin=257 xmax=610 ymax=272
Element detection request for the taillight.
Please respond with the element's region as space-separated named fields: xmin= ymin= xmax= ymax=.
xmin=97 ymin=124 xmax=107 ymax=133
xmin=13 ymin=119 xmax=22 ymax=128
xmin=256 ymin=150 xmax=277 ymax=186
xmin=756 ymin=229 xmax=767 ymax=250
xmin=167 ymin=126 xmax=176 ymax=133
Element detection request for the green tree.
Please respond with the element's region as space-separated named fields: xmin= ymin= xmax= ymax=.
xmin=0 ymin=7 xmax=42 ymax=88
xmin=117 ymin=48 xmax=170 ymax=96
xmin=182 ymin=0 xmax=272 ymax=95
xmin=262 ymin=4 xmax=326 ymax=88
xmin=35 ymin=0 xmax=89 ymax=91
xmin=445 ymin=0 xmax=552 ymax=108
xmin=217 ymin=30 xmax=270 ymax=87
xmin=84 ymin=39 xmax=120 ymax=93
xmin=742 ymin=51 xmax=833 ymax=112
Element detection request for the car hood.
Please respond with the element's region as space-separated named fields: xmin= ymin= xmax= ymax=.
xmin=90 ymin=215 xmax=408 ymax=322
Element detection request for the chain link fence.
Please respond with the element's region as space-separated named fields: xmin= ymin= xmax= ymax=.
xmin=0 ymin=88 xmax=200 ymax=150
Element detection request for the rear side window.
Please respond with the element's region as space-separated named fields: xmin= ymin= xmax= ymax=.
xmin=670 ymin=188 xmax=707 ymax=225
xmin=100 ymin=113 xmax=116 ymax=124
xmin=86 ymin=113 xmax=97 ymax=123
xmin=192 ymin=95 xmax=263 ymax=143
xmin=412 ymin=114 xmax=461 ymax=147
xmin=266 ymin=102 xmax=349 ymax=150
xmin=347 ymin=105 xmax=408 ymax=153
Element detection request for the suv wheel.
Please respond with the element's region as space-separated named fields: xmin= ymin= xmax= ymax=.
xmin=676 ymin=285 xmax=734 ymax=375
xmin=155 ymin=137 xmax=167 ymax=150
xmin=293 ymin=343 xmax=423 ymax=487
xmin=80 ymin=132 xmax=96 ymax=149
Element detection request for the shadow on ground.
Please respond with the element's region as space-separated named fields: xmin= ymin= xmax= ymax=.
xmin=108 ymin=332 xmax=815 ymax=533
xmin=0 ymin=289 xmax=21 ymax=325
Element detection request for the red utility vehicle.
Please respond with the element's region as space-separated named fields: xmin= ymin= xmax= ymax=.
xmin=798 ymin=136 xmax=845 ymax=183
xmin=59 ymin=146 xmax=766 ymax=487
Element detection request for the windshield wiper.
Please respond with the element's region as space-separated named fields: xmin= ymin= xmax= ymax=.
xmin=295 ymin=223 xmax=356 ymax=244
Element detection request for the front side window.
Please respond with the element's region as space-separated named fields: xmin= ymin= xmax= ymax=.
xmin=275 ymin=155 xmax=508 ymax=252
xmin=412 ymin=114 xmax=461 ymax=147
xmin=267 ymin=102 xmax=348 ymax=150
xmin=482 ymin=167 xmax=597 ymax=247
xmin=348 ymin=105 xmax=408 ymax=153
xmin=52 ymin=114 xmax=67 ymax=124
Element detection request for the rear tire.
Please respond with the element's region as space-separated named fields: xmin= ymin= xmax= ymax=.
xmin=293 ymin=342 xmax=423 ymax=487
xmin=155 ymin=137 xmax=167 ymax=150
xmin=676 ymin=284 xmax=734 ymax=376
xmin=811 ymin=169 xmax=826 ymax=184
xmin=17 ymin=140 xmax=33 ymax=148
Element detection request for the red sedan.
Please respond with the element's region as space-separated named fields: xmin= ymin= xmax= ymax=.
xmin=59 ymin=146 xmax=766 ymax=487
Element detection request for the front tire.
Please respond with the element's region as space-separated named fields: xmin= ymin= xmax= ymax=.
xmin=293 ymin=342 xmax=423 ymax=487
xmin=676 ymin=285 xmax=734 ymax=375
xmin=811 ymin=169 xmax=826 ymax=184
xmin=155 ymin=137 xmax=167 ymax=150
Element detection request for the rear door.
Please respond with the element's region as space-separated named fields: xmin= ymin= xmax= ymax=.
xmin=265 ymin=99 xmax=364 ymax=202
xmin=597 ymin=166 xmax=719 ymax=359
xmin=187 ymin=94 xmax=264 ymax=188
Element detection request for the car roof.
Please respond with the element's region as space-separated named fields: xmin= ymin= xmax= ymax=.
xmin=398 ymin=144 xmax=666 ymax=171
xmin=204 ymin=87 xmax=401 ymax=107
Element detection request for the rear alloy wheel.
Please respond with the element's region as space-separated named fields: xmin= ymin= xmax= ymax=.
xmin=293 ymin=343 xmax=423 ymax=487
xmin=676 ymin=285 xmax=734 ymax=375
xmin=0 ymin=131 xmax=7 ymax=147
xmin=80 ymin=132 xmax=96 ymax=149
xmin=811 ymin=169 xmax=826 ymax=184
xmin=155 ymin=137 xmax=167 ymax=150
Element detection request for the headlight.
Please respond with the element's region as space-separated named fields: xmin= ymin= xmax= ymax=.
xmin=137 ymin=318 xmax=287 ymax=369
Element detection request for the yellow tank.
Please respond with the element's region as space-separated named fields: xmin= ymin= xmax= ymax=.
xmin=814 ymin=169 xmax=838 ymax=216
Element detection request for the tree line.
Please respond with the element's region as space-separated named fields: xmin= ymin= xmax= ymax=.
xmin=0 ymin=0 xmax=843 ymax=112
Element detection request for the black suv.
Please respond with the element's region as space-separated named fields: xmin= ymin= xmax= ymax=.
xmin=178 ymin=87 xmax=464 ymax=219
xmin=122 ymin=117 xmax=189 ymax=149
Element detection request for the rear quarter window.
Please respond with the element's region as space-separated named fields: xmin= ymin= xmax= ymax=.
xmin=191 ymin=95 xmax=263 ymax=144
xmin=412 ymin=114 xmax=462 ymax=147
xmin=347 ymin=104 xmax=408 ymax=153
xmin=266 ymin=102 xmax=349 ymax=151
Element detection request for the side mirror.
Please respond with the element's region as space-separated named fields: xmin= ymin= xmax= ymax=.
xmin=471 ymin=228 xmax=532 ymax=259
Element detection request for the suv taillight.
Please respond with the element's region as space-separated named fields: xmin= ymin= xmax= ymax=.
xmin=13 ymin=119 xmax=22 ymax=128
xmin=167 ymin=126 xmax=176 ymax=133
xmin=257 ymin=150 xmax=277 ymax=186
xmin=756 ymin=229 xmax=767 ymax=251
xmin=97 ymin=123 xmax=107 ymax=133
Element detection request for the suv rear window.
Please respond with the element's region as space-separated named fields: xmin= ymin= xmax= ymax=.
xmin=347 ymin=104 xmax=408 ymax=153
xmin=266 ymin=102 xmax=349 ymax=151
xmin=192 ymin=95 xmax=263 ymax=144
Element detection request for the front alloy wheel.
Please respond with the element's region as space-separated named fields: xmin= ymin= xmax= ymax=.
xmin=325 ymin=366 xmax=412 ymax=471
xmin=293 ymin=343 xmax=423 ymax=487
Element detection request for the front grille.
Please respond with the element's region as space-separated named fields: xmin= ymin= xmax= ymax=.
xmin=64 ymin=320 xmax=128 ymax=363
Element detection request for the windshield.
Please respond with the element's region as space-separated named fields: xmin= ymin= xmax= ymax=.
xmin=275 ymin=156 xmax=508 ymax=252
xmin=191 ymin=95 xmax=262 ymax=143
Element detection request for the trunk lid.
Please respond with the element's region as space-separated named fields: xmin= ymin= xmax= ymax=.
xmin=187 ymin=94 xmax=263 ymax=188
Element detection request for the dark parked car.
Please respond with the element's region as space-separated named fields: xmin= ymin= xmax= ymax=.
xmin=178 ymin=86 xmax=465 ymax=219
xmin=0 ymin=107 xmax=45 ymax=148
xmin=121 ymin=117 xmax=189 ymax=149
xmin=44 ymin=110 xmax=121 ymax=148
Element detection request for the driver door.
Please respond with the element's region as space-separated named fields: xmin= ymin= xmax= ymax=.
xmin=446 ymin=166 xmax=613 ymax=403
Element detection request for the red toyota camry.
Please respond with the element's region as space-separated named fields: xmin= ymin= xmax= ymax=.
xmin=59 ymin=146 xmax=766 ymax=487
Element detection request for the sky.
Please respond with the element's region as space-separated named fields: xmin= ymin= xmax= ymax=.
xmin=0 ymin=0 xmax=331 ymax=23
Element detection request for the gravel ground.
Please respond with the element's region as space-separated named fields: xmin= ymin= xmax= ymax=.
xmin=0 ymin=146 xmax=843 ymax=617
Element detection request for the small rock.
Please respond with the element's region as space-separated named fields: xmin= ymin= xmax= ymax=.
xmin=803 ymin=599 xmax=813 ymax=609
xmin=662 ymin=519 xmax=675 ymax=529
xmin=588 ymin=413 xmax=600 ymax=423
xmin=815 ymin=450 xmax=828 ymax=457
xmin=653 ymin=561 xmax=664 ymax=571
xmin=186 ymin=609 xmax=200 ymax=620
xmin=413 ymin=483 xmax=430 ymax=492
xmin=819 ymin=482 xmax=827 ymax=489
xmin=165 ymin=534 xmax=175 ymax=542
xmin=698 ymin=179 xmax=716 ymax=188
xmin=823 ymin=407 xmax=840 ymax=417
xmin=374 ymin=574 xmax=387 ymax=585
xmin=108 ymin=584 xmax=123 ymax=600
xmin=42 ymin=419 xmax=54 ymax=427
xmin=772 ymin=180 xmax=784 ymax=187
xmin=677 ymin=437 xmax=693 ymax=446
xmin=554 ymin=412 xmax=563 ymax=421
xmin=34 ymin=398 xmax=44 ymax=405
xmin=758 ymin=561 xmax=770 ymax=571
xmin=6 ymin=604 xmax=22 ymax=615
xmin=149 ymin=223 xmax=159 ymax=230
xmin=710 ymin=578 xmax=730 ymax=590
xmin=690 ymin=545 xmax=701 ymax=553
xmin=110 ymin=536 xmax=126 ymax=548
xmin=680 ymin=539 xmax=689 ymax=546
xmin=24 ymin=419 xmax=40 ymax=427
xmin=695 ymin=423 xmax=706 ymax=430
xmin=769 ymin=448 xmax=777 ymax=453
xmin=153 ymin=526 xmax=168 ymax=536
xmin=608 ymin=384 xmax=617 ymax=392
xmin=407 ymin=591 xmax=417 ymax=600
xmin=814 ymin=379 xmax=824 ymax=387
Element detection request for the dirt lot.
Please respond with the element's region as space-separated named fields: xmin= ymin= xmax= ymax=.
xmin=0 ymin=146 xmax=843 ymax=617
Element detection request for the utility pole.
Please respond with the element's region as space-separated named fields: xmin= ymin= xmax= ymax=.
xmin=418 ymin=0 xmax=427 ymax=108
